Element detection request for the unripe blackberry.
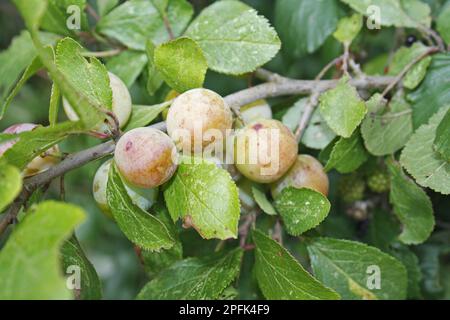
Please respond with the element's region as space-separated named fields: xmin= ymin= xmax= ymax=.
xmin=338 ymin=174 xmax=366 ymax=203
xmin=367 ymin=169 xmax=390 ymax=193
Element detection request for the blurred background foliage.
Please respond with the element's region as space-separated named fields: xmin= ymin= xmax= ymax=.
xmin=0 ymin=0 xmax=448 ymax=299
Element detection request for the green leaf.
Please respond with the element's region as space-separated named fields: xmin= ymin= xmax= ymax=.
xmin=408 ymin=54 xmax=450 ymax=129
xmin=97 ymin=0 xmax=194 ymax=50
xmin=389 ymin=43 xmax=429 ymax=75
xmin=387 ymin=159 xmax=435 ymax=244
xmin=96 ymin=0 xmax=119 ymax=16
xmin=12 ymin=1 xmax=106 ymax=129
xmin=49 ymin=83 xmax=60 ymax=126
xmin=0 ymin=31 xmax=60 ymax=118
xmin=400 ymin=106 xmax=450 ymax=194
xmin=388 ymin=244 xmax=422 ymax=299
xmin=437 ymin=1 xmax=450 ymax=44
xmin=275 ymin=0 xmax=339 ymax=58
xmin=106 ymin=163 xmax=176 ymax=251
xmin=333 ymin=14 xmax=363 ymax=44
xmin=0 ymin=161 xmax=22 ymax=212
xmin=307 ymin=237 xmax=408 ymax=300
xmin=61 ymin=236 xmax=102 ymax=300
xmin=125 ymin=102 xmax=170 ymax=131
xmin=151 ymin=0 xmax=169 ymax=15
xmin=282 ymin=98 xmax=336 ymax=150
xmin=434 ymin=109 xmax=450 ymax=161
xmin=1 ymin=57 xmax=43 ymax=120
xmin=41 ymin=0 xmax=88 ymax=36
xmin=319 ymin=77 xmax=367 ymax=138
xmin=0 ymin=31 xmax=36 ymax=112
xmin=140 ymin=203 xmax=183 ymax=277
xmin=364 ymin=209 xmax=401 ymax=251
xmin=12 ymin=0 xmax=49 ymax=30
xmin=403 ymin=56 xmax=432 ymax=90
xmin=340 ymin=0 xmax=431 ymax=28
xmin=56 ymin=38 xmax=112 ymax=120
xmin=0 ymin=31 xmax=58 ymax=119
xmin=361 ymin=93 xmax=413 ymax=156
xmin=3 ymin=122 xmax=81 ymax=170
xmin=251 ymin=184 xmax=277 ymax=216
xmin=274 ymin=187 xmax=330 ymax=236
xmin=186 ymin=0 xmax=281 ymax=74
xmin=137 ymin=248 xmax=243 ymax=300
xmin=106 ymin=50 xmax=148 ymax=88
xmin=416 ymin=243 xmax=450 ymax=299
xmin=154 ymin=37 xmax=207 ymax=93
xmin=163 ymin=158 xmax=240 ymax=240
xmin=252 ymin=230 xmax=340 ymax=300
xmin=0 ymin=201 xmax=85 ymax=299
xmin=146 ymin=41 xmax=165 ymax=96
xmin=324 ymin=130 xmax=368 ymax=173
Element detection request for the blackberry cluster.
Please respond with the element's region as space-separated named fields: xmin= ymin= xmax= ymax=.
xmin=367 ymin=169 xmax=390 ymax=193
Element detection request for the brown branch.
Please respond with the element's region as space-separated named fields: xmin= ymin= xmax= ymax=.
xmin=224 ymin=75 xmax=394 ymax=108
xmin=163 ymin=15 xmax=175 ymax=40
xmin=85 ymin=4 xmax=100 ymax=22
xmin=294 ymin=91 xmax=321 ymax=142
xmin=0 ymin=75 xmax=394 ymax=236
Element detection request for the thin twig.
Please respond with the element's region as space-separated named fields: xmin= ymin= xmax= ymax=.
xmin=294 ymin=56 xmax=343 ymax=142
xmin=272 ymin=219 xmax=283 ymax=244
xmin=342 ymin=43 xmax=351 ymax=77
xmin=294 ymin=91 xmax=321 ymax=142
xmin=85 ymin=4 xmax=100 ymax=21
xmin=163 ymin=15 xmax=175 ymax=40
xmin=382 ymin=46 xmax=439 ymax=98
xmin=239 ymin=212 xmax=256 ymax=248
xmin=60 ymin=175 xmax=65 ymax=201
xmin=418 ymin=25 xmax=446 ymax=52
xmin=315 ymin=56 xmax=343 ymax=81
xmin=254 ymin=69 xmax=290 ymax=83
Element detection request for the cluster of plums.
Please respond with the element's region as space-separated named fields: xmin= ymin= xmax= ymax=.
xmin=0 ymin=71 xmax=329 ymax=217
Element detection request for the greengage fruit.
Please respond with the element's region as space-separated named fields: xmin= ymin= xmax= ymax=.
xmin=234 ymin=119 xmax=298 ymax=184
xmin=92 ymin=159 xmax=158 ymax=218
xmin=0 ymin=123 xmax=60 ymax=177
xmin=271 ymin=154 xmax=329 ymax=198
xmin=166 ymin=88 xmax=233 ymax=153
xmin=114 ymin=127 xmax=178 ymax=189
xmin=63 ymin=72 xmax=132 ymax=134
xmin=240 ymin=99 xmax=273 ymax=124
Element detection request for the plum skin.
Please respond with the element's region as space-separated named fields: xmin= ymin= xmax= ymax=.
xmin=166 ymin=88 xmax=233 ymax=153
xmin=92 ymin=159 xmax=158 ymax=218
xmin=240 ymin=99 xmax=273 ymax=124
xmin=114 ymin=127 xmax=178 ymax=189
xmin=271 ymin=154 xmax=329 ymax=198
xmin=0 ymin=123 xmax=60 ymax=177
xmin=63 ymin=72 xmax=132 ymax=134
xmin=234 ymin=119 xmax=298 ymax=184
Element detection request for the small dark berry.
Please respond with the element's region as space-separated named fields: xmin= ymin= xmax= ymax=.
xmin=406 ymin=35 xmax=417 ymax=47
